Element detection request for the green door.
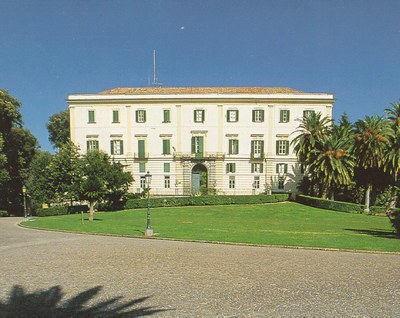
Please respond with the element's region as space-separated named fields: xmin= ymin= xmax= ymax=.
xmin=192 ymin=164 xmax=207 ymax=195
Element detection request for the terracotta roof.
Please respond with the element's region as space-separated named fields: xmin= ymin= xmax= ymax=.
xmin=98 ymin=87 xmax=304 ymax=95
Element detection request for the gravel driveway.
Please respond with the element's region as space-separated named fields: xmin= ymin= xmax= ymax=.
xmin=0 ymin=217 xmax=399 ymax=317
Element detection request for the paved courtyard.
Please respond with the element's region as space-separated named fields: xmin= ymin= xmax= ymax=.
xmin=0 ymin=217 xmax=399 ymax=317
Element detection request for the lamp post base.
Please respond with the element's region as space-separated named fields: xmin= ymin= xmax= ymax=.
xmin=145 ymin=228 xmax=153 ymax=237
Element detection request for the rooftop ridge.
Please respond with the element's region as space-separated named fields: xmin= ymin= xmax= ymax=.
xmin=98 ymin=87 xmax=305 ymax=95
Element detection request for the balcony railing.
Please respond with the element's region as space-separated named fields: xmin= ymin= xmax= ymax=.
xmin=173 ymin=152 xmax=225 ymax=160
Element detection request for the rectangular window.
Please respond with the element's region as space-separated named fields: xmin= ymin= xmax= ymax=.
xmin=88 ymin=110 xmax=95 ymax=123
xmin=276 ymin=163 xmax=288 ymax=174
xmin=252 ymin=109 xmax=264 ymax=122
xmin=253 ymin=176 xmax=260 ymax=189
xmin=194 ymin=110 xmax=205 ymax=123
xmin=136 ymin=110 xmax=146 ymax=123
xmin=278 ymin=180 xmax=285 ymax=189
xmin=138 ymin=140 xmax=146 ymax=158
xmin=276 ymin=140 xmax=289 ymax=155
xmin=303 ymin=110 xmax=315 ymax=118
xmin=162 ymin=139 xmax=171 ymax=155
xmin=229 ymin=176 xmax=235 ymax=189
xmin=226 ymin=163 xmax=236 ymax=173
xmin=228 ymin=139 xmax=239 ymax=155
xmin=163 ymin=109 xmax=171 ymax=123
xmin=164 ymin=163 xmax=170 ymax=173
xmin=140 ymin=176 xmax=146 ymax=190
xmin=110 ymin=140 xmax=123 ymax=155
xmin=251 ymin=163 xmax=263 ymax=173
xmin=251 ymin=140 xmax=264 ymax=159
xmin=191 ymin=136 xmax=204 ymax=157
xmin=227 ymin=110 xmax=239 ymax=122
xmin=279 ymin=110 xmax=290 ymax=123
xmin=86 ymin=140 xmax=99 ymax=152
xmin=139 ymin=162 xmax=146 ymax=173
xmin=112 ymin=110 xmax=119 ymax=123
xmin=164 ymin=176 xmax=170 ymax=189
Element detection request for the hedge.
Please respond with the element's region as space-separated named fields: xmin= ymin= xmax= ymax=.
xmin=387 ymin=209 xmax=400 ymax=237
xmin=0 ymin=210 xmax=8 ymax=217
xmin=124 ymin=194 xmax=289 ymax=210
xmin=37 ymin=205 xmax=89 ymax=217
xmin=295 ymin=195 xmax=365 ymax=214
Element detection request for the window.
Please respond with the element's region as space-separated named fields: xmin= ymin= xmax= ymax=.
xmin=162 ymin=139 xmax=171 ymax=155
xmin=136 ymin=110 xmax=146 ymax=123
xmin=276 ymin=140 xmax=289 ymax=155
xmin=139 ymin=162 xmax=146 ymax=173
xmin=303 ymin=110 xmax=315 ymax=118
xmin=191 ymin=136 xmax=204 ymax=157
xmin=138 ymin=140 xmax=146 ymax=158
xmin=226 ymin=163 xmax=236 ymax=173
xmin=88 ymin=110 xmax=95 ymax=123
xmin=140 ymin=176 xmax=146 ymax=189
xmin=252 ymin=109 xmax=264 ymax=122
xmin=251 ymin=163 xmax=263 ymax=173
xmin=164 ymin=163 xmax=170 ymax=173
xmin=229 ymin=176 xmax=235 ymax=189
xmin=110 ymin=140 xmax=123 ymax=155
xmin=251 ymin=140 xmax=264 ymax=159
xmin=194 ymin=110 xmax=205 ymax=123
xmin=163 ymin=109 xmax=171 ymax=123
xmin=280 ymin=110 xmax=290 ymax=123
xmin=164 ymin=176 xmax=170 ymax=188
xmin=278 ymin=180 xmax=285 ymax=189
xmin=112 ymin=110 xmax=119 ymax=123
xmin=253 ymin=176 xmax=260 ymax=189
xmin=276 ymin=163 xmax=288 ymax=174
xmin=228 ymin=139 xmax=239 ymax=155
xmin=86 ymin=140 xmax=99 ymax=152
xmin=227 ymin=110 xmax=239 ymax=122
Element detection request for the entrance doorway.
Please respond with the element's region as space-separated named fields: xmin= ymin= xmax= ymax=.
xmin=191 ymin=164 xmax=207 ymax=195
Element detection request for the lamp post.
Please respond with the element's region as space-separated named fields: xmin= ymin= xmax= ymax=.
xmin=144 ymin=171 xmax=153 ymax=237
xmin=22 ymin=185 xmax=27 ymax=219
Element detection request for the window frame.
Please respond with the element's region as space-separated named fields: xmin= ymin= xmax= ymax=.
xmin=276 ymin=140 xmax=289 ymax=156
xmin=86 ymin=139 xmax=99 ymax=152
xmin=164 ymin=176 xmax=171 ymax=189
xmin=226 ymin=163 xmax=236 ymax=173
xmin=279 ymin=109 xmax=290 ymax=123
xmin=227 ymin=110 xmax=239 ymax=122
xmin=136 ymin=110 xmax=146 ymax=123
xmin=163 ymin=109 xmax=171 ymax=123
xmin=112 ymin=110 xmax=120 ymax=123
xmin=110 ymin=139 xmax=124 ymax=155
xmin=88 ymin=110 xmax=95 ymax=123
xmin=194 ymin=109 xmax=205 ymax=123
xmin=228 ymin=139 xmax=239 ymax=155
xmin=162 ymin=139 xmax=171 ymax=155
xmin=252 ymin=109 xmax=264 ymax=123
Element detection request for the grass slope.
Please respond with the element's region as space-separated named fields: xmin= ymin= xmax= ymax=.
xmin=22 ymin=202 xmax=399 ymax=252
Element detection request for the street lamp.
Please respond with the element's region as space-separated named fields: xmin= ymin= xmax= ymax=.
xmin=22 ymin=185 xmax=27 ymax=219
xmin=144 ymin=171 xmax=153 ymax=237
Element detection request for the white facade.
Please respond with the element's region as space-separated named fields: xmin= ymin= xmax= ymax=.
xmin=67 ymin=87 xmax=334 ymax=196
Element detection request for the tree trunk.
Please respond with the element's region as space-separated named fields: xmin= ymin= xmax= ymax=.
xmin=390 ymin=187 xmax=397 ymax=209
xmin=89 ymin=201 xmax=95 ymax=221
xmin=364 ymin=184 xmax=372 ymax=213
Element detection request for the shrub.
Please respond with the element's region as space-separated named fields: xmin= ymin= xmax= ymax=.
xmin=37 ymin=205 xmax=69 ymax=217
xmin=123 ymin=194 xmax=289 ymax=210
xmin=0 ymin=210 xmax=8 ymax=217
xmin=296 ymin=195 xmax=364 ymax=214
xmin=387 ymin=209 xmax=400 ymax=237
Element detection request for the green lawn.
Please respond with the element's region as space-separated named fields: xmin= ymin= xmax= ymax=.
xmin=22 ymin=202 xmax=400 ymax=252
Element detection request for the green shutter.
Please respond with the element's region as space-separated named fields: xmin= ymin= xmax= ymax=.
xmin=284 ymin=164 xmax=288 ymax=173
xmin=163 ymin=140 xmax=170 ymax=155
xmin=138 ymin=140 xmax=145 ymax=158
xmin=252 ymin=110 xmax=255 ymax=122
xmin=198 ymin=136 xmax=204 ymax=154
xmin=226 ymin=110 xmax=230 ymax=122
xmin=110 ymin=141 xmax=114 ymax=155
xmin=139 ymin=162 xmax=145 ymax=173
xmin=261 ymin=141 xmax=264 ymax=157
xmin=232 ymin=163 xmax=236 ymax=173
xmin=260 ymin=110 xmax=264 ymax=122
xmin=276 ymin=141 xmax=279 ymax=155
xmin=276 ymin=164 xmax=279 ymax=173
xmin=287 ymin=110 xmax=290 ymax=122
xmin=164 ymin=110 xmax=170 ymax=122
xmin=226 ymin=164 xmax=229 ymax=173
xmin=113 ymin=110 xmax=119 ymax=123
xmin=236 ymin=110 xmax=239 ymax=121
xmin=120 ymin=141 xmax=123 ymax=154
xmin=193 ymin=111 xmax=197 ymax=122
xmin=201 ymin=110 xmax=205 ymax=122
xmin=260 ymin=164 xmax=263 ymax=173
xmin=164 ymin=163 xmax=170 ymax=173
xmin=285 ymin=141 xmax=289 ymax=155
xmin=135 ymin=110 xmax=139 ymax=122
xmin=143 ymin=111 xmax=146 ymax=122
xmin=251 ymin=140 xmax=255 ymax=156
xmin=191 ymin=137 xmax=195 ymax=153
xmin=251 ymin=164 xmax=254 ymax=173
xmin=88 ymin=110 xmax=95 ymax=123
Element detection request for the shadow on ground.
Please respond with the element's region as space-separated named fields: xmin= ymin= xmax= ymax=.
xmin=345 ymin=228 xmax=398 ymax=239
xmin=0 ymin=285 xmax=168 ymax=317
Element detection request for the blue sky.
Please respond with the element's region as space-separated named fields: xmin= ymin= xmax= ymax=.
xmin=1 ymin=0 xmax=400 ymax=152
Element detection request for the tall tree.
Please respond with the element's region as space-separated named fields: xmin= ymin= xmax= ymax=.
xmin=46 ymin=109 xmax=70 ymax=149
xmin=353 ymin=115 xmax=393 ymax=212
xmin=0 ymin=135 xmax=9 ymax=188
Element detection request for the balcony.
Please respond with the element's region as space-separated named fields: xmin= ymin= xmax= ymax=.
xmin=250 ymin=152 xmax=265 ymax=160
xmin=173 ymin=152 xmax=225 ymax=160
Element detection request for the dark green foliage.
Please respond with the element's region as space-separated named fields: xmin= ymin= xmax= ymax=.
xmin=387 ymin=209 xmax=400 ymax=236
xmin=36 ymin=205 xmax=88 ymax=217
xmin=46 ymin=109 xmax=70 ymax=149
xmin=123 ymin=194 xmax=289 ymax=210
xmin=296 ymin=194 xmax=364 ymax=214
xmin=0 ymin=210 xmax=8 ymax=217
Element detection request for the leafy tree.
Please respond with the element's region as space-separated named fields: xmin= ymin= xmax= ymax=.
xmin=79 ymin=151 xmax=132 ymax=221
xmin=46 ymin=109 xmax=70 ymax=149
xmin=353 ymin=115 xmax=393 ymax=212
xmin=47 ymin=142 xmax=81 ymax=204
xmin=27 ymin=151 xmax=54 ymax=210
xmin=0 ymin=89 xmax=22 ymax=135
xmin=105 ymin=161 xmax=134 ymax=209
xmin=0 ymin=135 xmax=9 ymax=187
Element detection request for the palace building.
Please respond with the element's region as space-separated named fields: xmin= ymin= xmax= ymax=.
xmin=67 ymin=87 xmax=334 ymax=196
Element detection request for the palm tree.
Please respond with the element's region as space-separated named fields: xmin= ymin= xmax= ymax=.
xmin=353 ymin=115 xmax=393 ymax=212
xmin=309 ymin=117 xmax=355 ymax=199
xmin=291 ymin=112 xmax=332 ymax=195
xmin=384 ymin=102 xmax=400 ymax=208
